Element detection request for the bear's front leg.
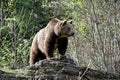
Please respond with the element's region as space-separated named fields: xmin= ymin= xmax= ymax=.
xmin=44 ymin=39 xmax=54 ymax=60
xmin=29 ymin=50 xmax=37 ymax=66
xmin=58 ymin=38 xmax=68 ymax=58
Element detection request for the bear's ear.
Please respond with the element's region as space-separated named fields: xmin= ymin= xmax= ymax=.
xmin=60 ymin=20 xmax=67 ymax=26
xmin=68 ymin=20 xmax=72 ymax=24
xmin=63 ymin=20 xmax=67 ymax=25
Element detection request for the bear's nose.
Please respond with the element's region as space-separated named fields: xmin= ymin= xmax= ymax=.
xmin=71 ymin=33 xmax=75 ymax=36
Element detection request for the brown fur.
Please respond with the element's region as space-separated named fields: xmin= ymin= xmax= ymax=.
xmin=29 ymin=18 xmax=74 ymax=66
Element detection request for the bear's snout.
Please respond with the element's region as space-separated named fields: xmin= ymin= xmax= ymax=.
xmin=71 ymin=32 xmax=75 ymax=36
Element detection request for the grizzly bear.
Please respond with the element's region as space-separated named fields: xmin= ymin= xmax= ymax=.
xmin=29 ymin=18 xmax=74 ymax=66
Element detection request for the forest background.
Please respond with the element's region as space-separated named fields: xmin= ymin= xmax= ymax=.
xmin=0 ymin=0 xmax=120 ymax=73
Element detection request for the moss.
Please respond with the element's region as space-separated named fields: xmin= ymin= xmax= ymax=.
xmin=37 ymin=68 xmax=46 ymax=74
xmin=0 ymin=68 xmax=16 ymax=73
xmin=0 ymin=68 xmax=33 ymax=79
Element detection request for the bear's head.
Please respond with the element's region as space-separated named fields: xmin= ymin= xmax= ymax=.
xmin=54 ymin=20 xmax=75 ymax=37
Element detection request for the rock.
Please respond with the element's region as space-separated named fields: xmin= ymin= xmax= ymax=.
xmin=61 ymin=65 xmax=80 ymax=75
xmin=27 ymin=58 xmax=120 ymax=80
xmin=0 ymin=58 xmax=120 ymax=80
xmin=115 ymin=60 xmax=120 ymax=74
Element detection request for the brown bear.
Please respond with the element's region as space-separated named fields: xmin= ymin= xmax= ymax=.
xmin=29 ymin=18 xmax=74 ymax=66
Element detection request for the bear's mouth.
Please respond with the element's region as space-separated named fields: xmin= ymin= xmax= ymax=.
xmin=71 ymin=32 xmax=75 ymax=36
xmin=68 ymin=32 xmax=75 ymax=37
xmin=59 ymin=32 xmax=74 ymax=38
xmin=61 ymin=34 xmax=74 ymax=38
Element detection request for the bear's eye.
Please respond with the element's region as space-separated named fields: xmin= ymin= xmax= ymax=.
xmin=68 ymin=28 xmax=70 ymax=31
